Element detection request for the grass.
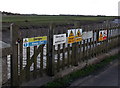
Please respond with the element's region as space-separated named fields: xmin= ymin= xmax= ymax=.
xmin=2 ymin=15 xmax=115 ymax=26
xmin=42 ymin=54 xmax=119 ymax=88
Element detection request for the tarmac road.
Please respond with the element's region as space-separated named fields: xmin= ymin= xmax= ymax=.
xmin=70 ymin=59 xmax=120 ymax=87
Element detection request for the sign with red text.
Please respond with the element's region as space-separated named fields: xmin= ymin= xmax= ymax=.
xmin=98 ymin=30 xmax=107 ymax=41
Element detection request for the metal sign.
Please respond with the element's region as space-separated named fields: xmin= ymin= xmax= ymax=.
xmin=23 ymin=36 xmax=47 ymax=47
xmin=68 ymin=29 xmax=75 ymax=44
xmin=53 ymin=34 xmax=66 ymax=45
xmin=75 ymin=29 xmax=82 ymax=42
xmin=82 ymin=31 xmax=93 ymax=40
xmin=98 ymin=30 xmax=107 ymax=41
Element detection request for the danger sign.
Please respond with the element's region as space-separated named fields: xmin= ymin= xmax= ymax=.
xmin=98 ymin=30 xmax=107 ymax=41
xmin=68 ymin=29 xmax=75 ymax=44
xmin=75 ymin=29 xmax=82 ymax=42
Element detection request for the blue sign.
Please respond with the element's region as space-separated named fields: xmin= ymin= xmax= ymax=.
xmin=23 ymin=40 xmax=47 ymax=47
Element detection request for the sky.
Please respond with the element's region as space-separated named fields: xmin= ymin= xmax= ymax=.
xmin=0 ymin=0 xmax=120 ymax=16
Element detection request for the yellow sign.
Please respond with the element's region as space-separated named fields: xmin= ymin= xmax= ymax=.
xmin=68 ymin=36 xmax=75 ymax=43
xmin=98 ymin=31 xmax=103 ymax=41
xmin=23 ymin=36 xmax=47 ymax=43
xmin=76 ymin=37 xmax=82 ymax=42
xmin=68 ymin=29 xmax=75 ymax=44
xmin=75 ymin=29 xmax=82 ymax=42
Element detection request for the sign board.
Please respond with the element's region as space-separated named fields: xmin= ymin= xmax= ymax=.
xmin=82 ymin=31 xmax=93 ymax=40
xmin=75 ymin=29 xmax=82 ymax=42
xmin=53 ymin=34 xmax=66 ymax=45
xmin=68 ymin=29 xmax=75 ymax=44
xmin=23 ymin=36 xmax=47 ymax=47
xmin=98 ymin=30 xmax=107 ymax=41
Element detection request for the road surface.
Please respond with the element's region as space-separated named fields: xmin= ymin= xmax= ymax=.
xmin=70 ymin=59 xmax=119 ymax=87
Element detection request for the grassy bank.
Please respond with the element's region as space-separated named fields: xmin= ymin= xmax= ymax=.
xmin=42 ymin=54 xmax=119 ymax=88
xmin=2 ymin=15 xmax=115 ymax=26
xmin=3 ymin=16 xmax=114 ymax=22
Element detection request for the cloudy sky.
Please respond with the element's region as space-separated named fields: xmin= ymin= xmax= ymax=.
xmin=0 ymin=0 xmax=119 ymax=16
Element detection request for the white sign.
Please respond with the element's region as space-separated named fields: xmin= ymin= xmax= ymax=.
xmin=82 ymin=31 xmax=93 ymax=40
xmin=53 ymin=34 xmax=66 ymax=45
xmin=68 ymin=29 xmax=75 ymax=37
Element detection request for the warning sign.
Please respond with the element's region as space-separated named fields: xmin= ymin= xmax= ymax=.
xmin=98 ymin=30 xmax=107 ymax=41
xmin=68 ymin=29 xmax=75 ymax=44
xmin=23 ymin=36 xmax=47 ymax=43
xmin=75 ymin=29 xmax=82 ymax=42
xmin=23 ymin=36 xmax=47 ymax=47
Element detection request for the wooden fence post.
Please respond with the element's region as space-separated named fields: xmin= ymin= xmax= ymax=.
xmin=106 ymin=23 xmax=109 ymax=53
xmin=47 ymin=23 xmax=54 ymax=76
xmin=73 ymin=21 xmax=79 ymax=66
xmin=94 ymin=24 xmax=98 ymax=56
xmin=10 ymin=24 xmax=19 ymax=86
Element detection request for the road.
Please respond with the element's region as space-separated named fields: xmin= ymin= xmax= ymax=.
xmin=70 ymin=59 xmax=120 ymax=87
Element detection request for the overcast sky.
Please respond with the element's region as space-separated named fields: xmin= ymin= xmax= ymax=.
xmin=0 ymin=0 xmax=119 ymax=16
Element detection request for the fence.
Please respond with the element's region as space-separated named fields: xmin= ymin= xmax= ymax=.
xmin=1 ymin=22 xmax=120 ymax=87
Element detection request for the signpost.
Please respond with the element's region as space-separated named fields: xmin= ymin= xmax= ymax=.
xmin=23 ymin=36 xmax=47 ymax=47
xmin=53 ymin=34 xmax=66 ymax=45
